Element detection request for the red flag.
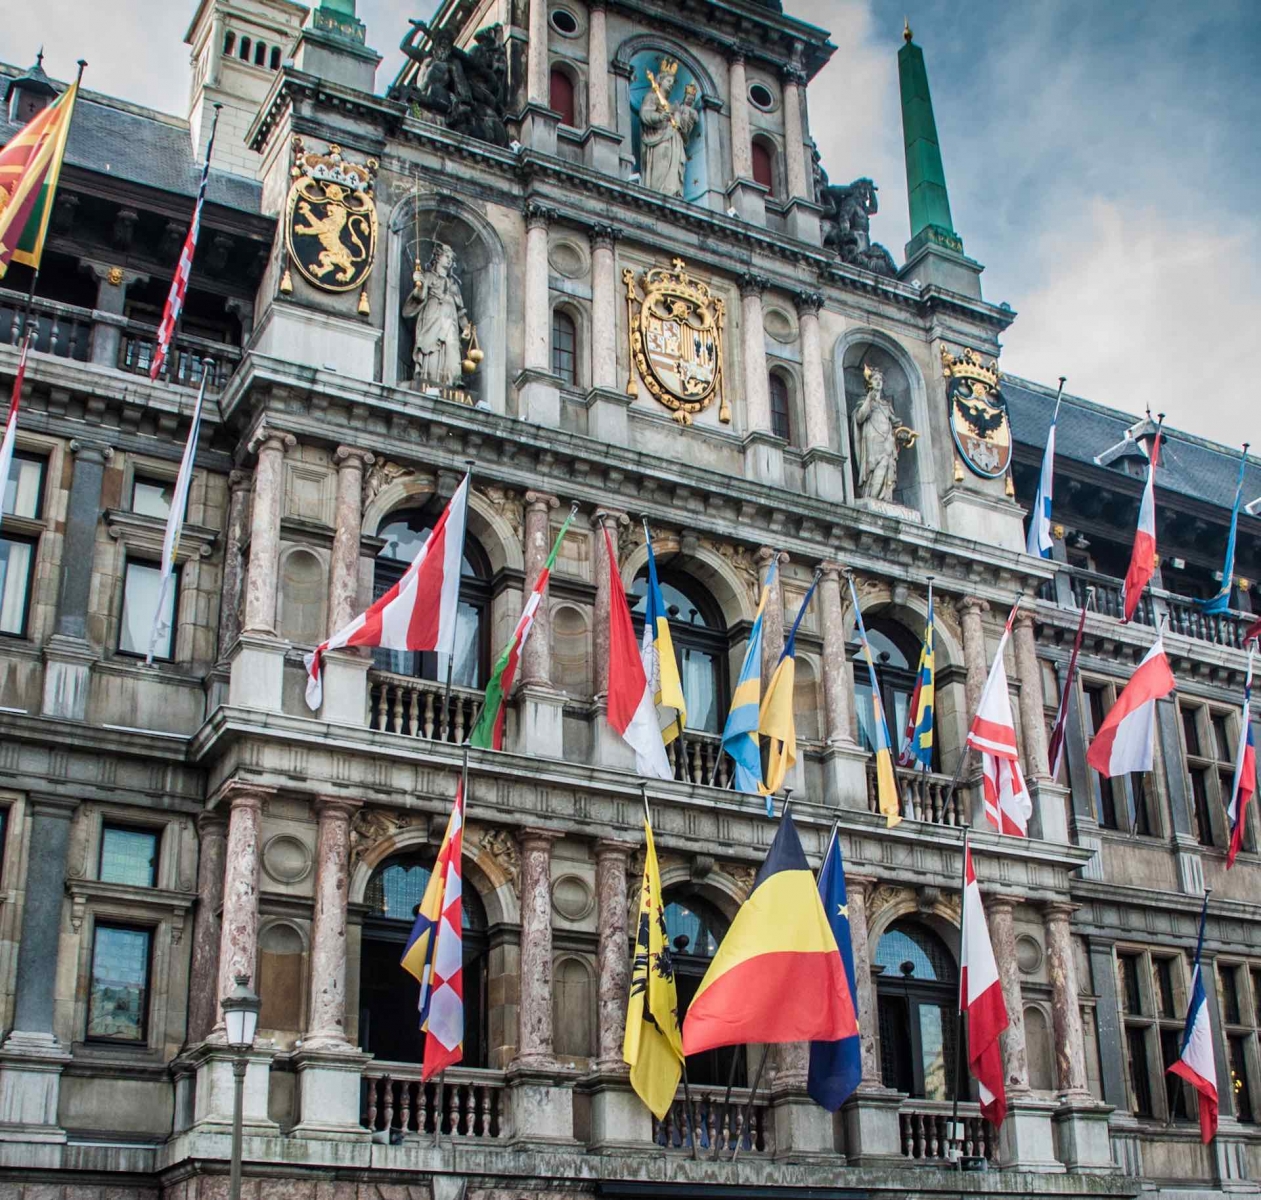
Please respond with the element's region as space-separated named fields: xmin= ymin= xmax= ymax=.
xmin=1085 ymin=636 xmax=1175 ymax=778
xmin=961 ymin=844 xmax=1008 ymax=1128
xmin=1121 ymin=426 xmax=1161 ymax=623
xmin=1047 ymin=600 xmax=1089 ymax=779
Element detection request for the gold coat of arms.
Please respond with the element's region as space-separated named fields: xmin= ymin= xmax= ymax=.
xmin=623 ymin=257 xmax=728 ymax=425
xmin=282 ymin=137 xmax=379 ymax=302
xmin=941 ymin=345 xmax=1012 ymax=479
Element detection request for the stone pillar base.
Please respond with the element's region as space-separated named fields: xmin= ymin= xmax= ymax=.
xmin=782 ymin=197 xmax=823 ymax=246
xmin=998 ymin=1095 xmax=1063 ymax=1172
xmin=592 ymin=700 xmax=636 ymax=772
xmin=40 ymin=634 xmax=95 ymax=721
xmin=1214 ymin=1120 xmax=1261 ymax=1191
xmin=515 ymin=368 xmax=562 ymax=428
xmin=584 ymin=386 xmax=632 ymax=445
xmin=1052 ymin=1098 xmax=1116 ymax=1174
xmin=743 ymin=431 xmax=785 ymax=488
xmin=513 ymin=685 xmax=566 ymax=760
xmin=506 ymin=1066 xmax=577 ymax=1146
xmin=1030 ymin=779 xmax=1070 ymax=843
xmin=518 ymin=103 xmax=560 ymax=154
xmin=580 ymin=1071 xmax=653 ymax=1151
xmin=580 ymin=125 xmax=622 ymax=174
xmin=228 ymin=631 xmax=289 ymax=714
xmin=0 ymin=1031 xmax=70 ymax=1142
xmin=725 ymin=177 xmax=768 ymax=226
xmin=315 ymin=649 xmax=370 ymax=728
xmin=803 ymin=447 xmax=848 ymax=504
xmin=188 ymin=1042 xmax=280 ymax=1136
xmin=840 ymin=1087 xmax=905 ymax=1166
xmin=770 ymin=1090 xmax=835 ymax=1160
xmin=291 ymin=1046 xmax=372 ymax=1140
xmin=820 ymin=742 xmax=870 ymax=810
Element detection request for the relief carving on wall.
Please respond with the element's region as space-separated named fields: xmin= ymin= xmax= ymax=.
xmin=466 ymin=823 xmax=520 ymax=891
xmin=350 ymin=807 xmax=423 ymax=864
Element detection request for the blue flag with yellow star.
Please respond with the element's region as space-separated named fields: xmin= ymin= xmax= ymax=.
xmin=807 ymin=826 xmax=862 ymax=1111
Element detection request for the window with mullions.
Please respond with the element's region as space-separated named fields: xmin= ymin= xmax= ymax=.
xmin=1220 ymin=962 xmax=1260 ymax=1125
xmin=87 ymin=923 xmax=152 ymax=1043
xmin=1082 ymin=680 xmax=1155 ymax=834
xmin=768 ymin=371 xmax=791 ymax=442
xmin=99 ymin=825 xmax=159 ymax=888
xmin=875 ymin=921 xmax=961 ymax=1101
xmin=852 ymin=619 xmax=937 ymax=771
xmin=372 ymin=508 xmax=491 ymax=688
xmin=551 ymin=309 xmax=577 ymax=385
xmin=1179 ymin=699 xmax=1241 ymax=850
xmin=1118 ymin=948 xmax=1193 ymax=1121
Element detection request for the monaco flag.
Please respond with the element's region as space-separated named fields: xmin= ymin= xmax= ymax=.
xmin=1085 ymin=634 xmax=1175 ymax=777
xmin=1168 ymin=895 xmax=1218 ymax=1143
xmin=305 ymin=471 xmax=470 ymax=710
xmin=961 ymin=841 xmax=1008 ymax=1128
xmin=1120 ymin=425 xmax=1162 ymax=623
xmin=602 ymin=525 xmax=671 ymax=779
xmin=1226 ymin=645 xmax=1256 ymax=869
xmin=965 ymin=604 xmax=1033 ymax=837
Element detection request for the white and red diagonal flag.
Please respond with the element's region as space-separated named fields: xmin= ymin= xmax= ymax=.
xmin=1167 ymin=894 xmax=1218 ymax=1143
xmin=1226 ymin=644 xmax=1256 ymax=869
xmin=1047 ymin=598 xmax=1090 ymax=779
xmin=965 ymin=601 xmax=1032 ymax=837
xmin=305 ymin=471 xmax=470 ymax=709
xmin=1120 ymin=421 xmax=1163 ymax=623
xmin=961 ymin=839 xmax=1008 ymax=1129
xmin=602 ymin=525 xmax=671 ymax=779
xmin=1085 ymin=633 xmax=1175 ymax=777
xmin=0 ymin=332 xmax=31 ymax=531
xmin=150 ymin=106 xmax=221 ymax=382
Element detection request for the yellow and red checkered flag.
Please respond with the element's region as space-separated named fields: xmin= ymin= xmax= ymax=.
xmin=0 ymin=69 xmax=83 ymax=279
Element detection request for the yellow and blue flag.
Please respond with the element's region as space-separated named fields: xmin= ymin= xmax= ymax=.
xmin=722 ymin=559 xmax=777 ymax=795
xmin=847 ymin=575 xmax=900 ymax=828
xmin=643 ymin=531 xmax=686 ymax=745
xmin=898 ymin=584 xmax=935 ymax=770
xmin=758 ymin=573 xmax=820 ymax=812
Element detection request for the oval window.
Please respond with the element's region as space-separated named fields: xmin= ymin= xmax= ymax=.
xmin=748 ymin=82 xmax=775 ymax=111
xmin=550 ymin=8 xmax=580 ymax=35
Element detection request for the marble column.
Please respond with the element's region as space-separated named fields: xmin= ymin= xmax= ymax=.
xmin=740 ymin=275 xmax=771 ymax=433
xmin=729 ymin=54 xmax=752 ymax=180
xmin=328 ymin=447 xmax=374 ymax=636
xmin=846 ymin=876 xmax=882 ymax=1086
xmin=781 ymin=67 xmax=810 ymax=200
xmin=304 ymin=797 xmax=358 ymax=1049
xmin=214 ymin=784 xmax=270 ymax=1029
xmin=587 ymin=3 xmax=610 ymax=128
xmin=589 ymin=224 xmax=619 ymax=391
xmin=819 ymin=562 xmax=856 ymax=746
xmin=516 ymin=829 xmax=560 ymax=1068
xmin=527 ymin=0 xmax=549 ymax=104
xmin=594 ymin=840 xmax=631 ymax=1072
xmin=186 ymin=812 xmax=228 ymax=1044
xmin=758 ymin=546 xmax=785 ymax=689
xmin=216 ymin=470 xmax=252 ymax=659
xmin=592 ymin=509 xmax=628 ymax=700
xmin=1012 ymin=610 xmax=1051 ymax=781
xmin=524 ymin=205 xmax=553 ymax=373
xmin=242 ymin=428 xmax=296 ymax=637
xmin=984 ymin=893 xmax=1030 ymax=1096
xmin=521 ymin=492 xmax=560 ymax=688
xmin=1044 ymin=902 xmax=1090 ymax=1097
xmin=957 ymin=596 xmax=991 ymax=729
xmin=796 ymin=291 xmax=828 ymax=451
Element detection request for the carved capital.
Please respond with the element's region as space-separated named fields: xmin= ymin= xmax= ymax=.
xmin=781 ymin=64 xmax=808 ymax=87
xmin=982 ymin=892 xmax=1018 ymax=918
xmin=592 ymin=507 xmax=630 ymax=532
xmin=196 ymin=810 xmax=228 ymax=839
xmin=819 ymin=559 xmax=847 ymax=582
xmin=595 ymin=838 xmax=634 ymax=863
xmin=1012 ymin=607 xmax=1037 ymax=634
xmin=794 ymin=289 xmax=824 ymax=317
xmin=215 ymin=780 xmax=277 ymax=814
xmin=520 ymin=826 xmax=563 ymax=852
xmin=738 ymin=272 xmax=769 ymax=299
xmin=69 ymin=439 xmax=114 ymax=465
xmin=315 ymin=795 xmax=362 ymax=823
xmin=228 ymin=468 xmax=253 ymax=495
xmin=730 ymin=50 xmax=747 ymax=66
xmin=757 ymin=545 xmax=788 ymax=568
xmin=334 ymin=446 xmax=376 ymax=473
xmin=248 ymin=427 xmax=297 ymax=458
xmin=1043 ymin=899 xmax=1079 ymax=922
xmin=956 ymin=595 xmax=990 ymax=620
xmin=588 ymin=222 xmax=621 ymax=249
xmin=524 ymin=199 xmax=558 ymax=230
xmin=525 ymin=490 xmax=561 ymax=513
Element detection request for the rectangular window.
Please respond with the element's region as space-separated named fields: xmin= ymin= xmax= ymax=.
xmin=0 ymin=535 xmax=36 ymax=636
xmin=1161 ymin=1027 xmax=1190 ymax=1120
xmin=1153 ymin=958 xmax=1176 ymax=1020
xmin=550 ymin=312 xmax=576 ymax=385
xmin=1129 ymin=774 xmax=1153 ymax=836
xmin=3 ymin=452 xmax=46 ymax=519
xmin=1182 ymin=706 xmax=1202 ymax=757
xmin=1190 ymin=768 xmax=1216 ymax=847
xmin=118 ymin=560 xmax=178 ymax=660
xmin=0 ymin=805 xmax=7 ymax=884
xmin=87 ymin=923 xmax=151 ymax=1043
xmin=1222 ymin=965 xmax=1243 ymax=1026
xmin=1127 ymin=1026 xmax=1153 ymax=1117
xmin=1084 ymin=685 xmax=1117 ymax=828
xmin=130 ymin=475 xmax=176 ymax=521
xmin=99 ymin=825 xmax=159 ymax=888
xmin=1231 ymin=1035 xmax=1254 ymax=1124
xmin=1213 ymin=713 xmax=1234 ymax=762
xmin=1252 ymin=969 xmax=1261 ymax=1027
xmin=1120 ymin=954 xmax=1144 ymax=1014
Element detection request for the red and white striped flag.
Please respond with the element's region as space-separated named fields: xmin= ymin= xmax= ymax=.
xmin=305 ymin=471 xmax=470 ymax=710
xmin=0 ymin=333 xmax=31 ymax=528
xmin=965 ymin=602 xmax=1033 ymax=837
xmin=961 ymin=841 xmax=1008 ymax=1129
xmin=1085 ymin=634 xmax=1175 ymax=778
xmin=150 ymin=107 xmax=220 ymax=382
xmin=1120 ymin=423 xmax=1162 ymax=623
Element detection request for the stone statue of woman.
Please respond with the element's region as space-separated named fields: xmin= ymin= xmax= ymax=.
xmin=404 ymin=242 xmax=469 ymax=388
xmin=638 ymin=59 xmax=700 ymax=198
xmin=853 ymin=366 xmax=900 ymax=503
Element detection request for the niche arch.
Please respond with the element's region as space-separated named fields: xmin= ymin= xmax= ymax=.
xmin=277 ymin=545 xmax=328 ymax=645
xmin=618 ymin=539 xmax=755 ymax=631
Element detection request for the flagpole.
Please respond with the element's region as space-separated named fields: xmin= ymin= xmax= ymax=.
xmin=442 ymin=460 xmax=475 ymax=739
xmin=949 ymin=825 xmax=969 ymax=1167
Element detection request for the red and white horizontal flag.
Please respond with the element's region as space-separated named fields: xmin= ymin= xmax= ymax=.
xmin=1085 ymin=634 xmax=1175 ymax=777
xmin=305 ymin=471 xmax=470 ymax=710
xmin=1121 ymin=425 xmax=1162 ymax=623
xmin=0 ymin=332 xmax=31 ymax=531
xmin=602 ymin=525 xmax=671 ymax=780
xmin=961 ymin=842 xmax=1008 ymax=1129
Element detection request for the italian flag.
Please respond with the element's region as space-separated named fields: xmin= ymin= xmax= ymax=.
xmin=468 ymin=507 xmax=575 ymax=750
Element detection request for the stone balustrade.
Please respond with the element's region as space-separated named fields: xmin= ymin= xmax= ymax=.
xmin=866 ymin=762 xmax=969 ymax=826
xmin=898 ymin=1100 xmax=995 ymax=1163
xmin=368 ymin=671 xmax=484 ymax=744
xmin=361 ymin=1066 xmax=507 ymax=1139
xmin=652 ymin=1085 xmax=772 ymax=1155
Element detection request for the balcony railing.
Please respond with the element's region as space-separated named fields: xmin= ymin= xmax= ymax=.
xmin=368 ymin=671 xmax=484 ymax=744
xmin=1 ymin=292 xmax=92 ymax=361
xmin=898 ymin=1100 xmax=995 ymax=1163
xmin=667 ymin=728 xmax=733 ymax=789
xmin=652 ymin=1085 xmax=772 ymax=1155
xmin=362 ymin=1065 xmax=507 ymax=1139
xmin=867 ymin=761 xmax=968 ymax=826
xmin=117 ymin=323 xmax=240 ymax=389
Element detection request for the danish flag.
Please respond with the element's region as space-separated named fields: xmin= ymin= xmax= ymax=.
xmin=961 ymin=841 xmax=1008 ymax=1129
xmin=1120 ymin=423 xmax=1162 ymax=623
xmin=1226 ymin=645 xmax=1256 ymax=869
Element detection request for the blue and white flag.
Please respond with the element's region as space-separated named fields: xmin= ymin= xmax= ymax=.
xmin=721 ymin=559 xmax=776 ymax=796
xmin=1167 ymin=893 xmax=1218 ymax=1144
xmin=1025 ymin=380 xmax=1064 ymax=558
xmin=1198 ymin=446 xmax=1249 ymax=615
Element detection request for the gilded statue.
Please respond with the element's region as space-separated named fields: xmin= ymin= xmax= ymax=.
xmin=854 ymin=365 xmax=917 ymax=503
xmin=638 ymin=58 xmax=700 ymax=198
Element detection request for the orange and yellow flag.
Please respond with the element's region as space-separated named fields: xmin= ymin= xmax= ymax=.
xmin=0 ymin=78 xmax=81 ymax=278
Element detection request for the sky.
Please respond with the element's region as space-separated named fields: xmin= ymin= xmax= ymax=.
xmin=3 ymin=0 xmax=1259 ymax=447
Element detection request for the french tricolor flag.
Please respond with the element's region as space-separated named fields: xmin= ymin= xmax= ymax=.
xmin=1226 ymin=645 xmax=1256 ymax=869
xmin=1167 ymin=894 xmax=1218 ymax=1144
xmin=1086 ymin=634 xmax=1175 ymax=777
xmin=961 ymin=840 xmax=1008 ymax=1129
xmin=1121 ymin=423 xmax=1162 ymax=624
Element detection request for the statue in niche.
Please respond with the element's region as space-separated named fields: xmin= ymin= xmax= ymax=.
xmin=638 ymin=58 xmax=701 ymax=198
xmin=404 ymin=242 xmax=471 ymax=389
xmin=817 ymin=171 xmax=898 ymax=278
xmin=853 ymin=365 xmax=917 ymax=503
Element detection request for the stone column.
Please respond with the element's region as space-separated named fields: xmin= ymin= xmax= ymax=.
xmin=589 ymin=224 xmax=619 ymax=392
xmin=186 ymin=812 xmax=228 ymax=1044
xmin=214 ymin=784 xmax=270 ymax=1029
xmin=217 ymin=470 xmax=252 ymax=660
xmin=85 ymin=263 xmax=147 ymax=368
xmin=983 ymin=894 xmax=1030 ymax=1095
xmin=729 ymin=54 xmax=752 ymax=180
xmin=758 ymin=546 xmax=785 ymax=689
xmin=241 ymin=428 xmax=296 ymax=637
xmin=781 ymin=67 xmax=810 ymax=200
xmin=516 ymin=829 xmax=560 ymax=1068
xmin=594 ymin=840 xmax=631 ymax=1071
xmin=1011 ymin=609 xmax=1050 ymax=780
xmin=740 ymin=275 xmax=771 ymax=434
xmin=527 ymin=0 xmax=549 ymax=104
xmin=592 ymin=509 xmax=628 ymax=700
xmin=524 ymin=205 xmax=552 ymax=373
xmin=846 ymin=876 xmax=882 ymax=1086
xmin=587 ymin=3 xmax=610 ymax=127
xmin=819 ymin=563 xmax=856 ymax=746
xmin=957 ymin=596 xmax=991 ymax=730
xmin=521 ymin=492 xmax=560 ymax=688
xmin=328 ymin=447 xmax=374 ymax=636
xmin=796 ymin=291 xmax=828 ymax=450
xmin=304 ymin=797 xmax=359 ymax=1049
xmin=1044 ymin=902 xmax=1089 ymax=1097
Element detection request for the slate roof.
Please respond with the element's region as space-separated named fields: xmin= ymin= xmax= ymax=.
xmin=1005 ymin=375 xmax=1261 ymax=516
xmin=0 ymin=63 xmax=262 ymax=214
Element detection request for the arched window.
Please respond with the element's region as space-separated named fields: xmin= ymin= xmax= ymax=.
xmin=551 ymin=308 xmax=577 ymax=385
xmin=223 ymin=31 xmax=236 ymax=56
xmin=631 ymin=570 xmax=728 ymax=734
xmin=359 ymin=852 xmax=489 ymax=1066
xmin=851 ymin=616 xmax=936 ymax=769
xmin=549 ymin=67 xmax=577 ymax=127
xmin=270 ymin=46 xmax=281 ymax=70
xmin=239 ymin=36 xmax=251 ymax=61
xmin=751 ymin=139 xmax=775 ymax=196
xmin=875 ymin=920 xmax=961 ymax=1100
xmin=373 ymin=506 xmax=491 ymax=687
xmin=254 ymin=41 xmax=267 ymax=66
xmin=768 ymin=370 xmax=791 ymax=442
xmin=664 ymin=891 xmax=745 ymax=1087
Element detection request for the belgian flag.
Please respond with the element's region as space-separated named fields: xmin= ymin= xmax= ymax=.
xmin=681 ymin=810 xmax=857 ymax=1056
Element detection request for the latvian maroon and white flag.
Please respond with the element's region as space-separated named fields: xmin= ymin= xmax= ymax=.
xmin=1167 ymin=894 xmax=1218 ymax=1143
xmin=305 ymin=471 xmax=470 ymax=710
xmin=1047 ymin=600 xmax=1089 ymax=780
xmin=0 ymin=333 xmax=31 ymax=529
xmin=602 ymin=525 xmax=671 ymax=779
xmin=1226 ymin=645 xmax=1256 ymax=869
xmin=150 ymin=107 xmax=220 ymax=382
xmin=965 ymin=602 xmax=1033 ymax=837
xmin=1120 ymin=424 xmax=1162 ymax=623
xmin=1085 ymin=634 xmax=1175 ymax=778
xmin=961 ymin=841 xmax=1008 ymax=1129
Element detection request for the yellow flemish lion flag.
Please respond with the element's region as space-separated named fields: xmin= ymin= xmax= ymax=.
xmin=623 ymin=809 xmax=684 ymax=1119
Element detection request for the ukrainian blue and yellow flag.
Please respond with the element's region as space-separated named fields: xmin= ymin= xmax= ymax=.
xmin=847 ymin=575 xmax=901 ymax=828
xmin=643 ymin=531 xmax=686 ymax=745
xmin=898 ymin=584 xmax=935 ymax=771
xmin=758 ymin=573 xmax=820 ymax=812
xmin=722 ymin=559 xmax=777 ymax=795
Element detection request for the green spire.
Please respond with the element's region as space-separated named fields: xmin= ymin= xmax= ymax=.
xmin=898 ymin=22 xmax=962 ymax=254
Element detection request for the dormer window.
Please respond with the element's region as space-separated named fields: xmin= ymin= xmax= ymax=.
xmin=5 ymin=51 xmax=59 ymax=124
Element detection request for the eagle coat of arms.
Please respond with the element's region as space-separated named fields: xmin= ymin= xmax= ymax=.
xmin=623 ymin=257 xmax=729 ymax=425
xmin=941 ymin=345 xmax=1012 ymax=479
xmin=283 ymin=137 xmax=379 ymax=296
